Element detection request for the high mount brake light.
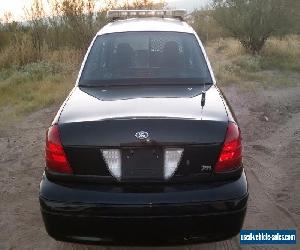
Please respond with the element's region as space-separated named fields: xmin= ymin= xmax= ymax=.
xmin=214 ymin=122 xmax=242 ymax=173
xmin=107 ymin=9 xmax=187 ymax=20
xmin=45 ymin=125 xmax=73 ymax=174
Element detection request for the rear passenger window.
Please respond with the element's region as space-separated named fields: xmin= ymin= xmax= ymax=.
xmin=80 ymin=31 xmax=212 ymax=85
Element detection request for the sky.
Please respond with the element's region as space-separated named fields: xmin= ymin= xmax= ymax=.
xmin=0 ymin=0 xmax=209 ymax=21
xmin=0 ymin=0 xmax=33 ymax=21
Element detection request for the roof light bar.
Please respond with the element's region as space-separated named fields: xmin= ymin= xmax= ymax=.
xmin=107 ymin=9 xmax=187 ymax=20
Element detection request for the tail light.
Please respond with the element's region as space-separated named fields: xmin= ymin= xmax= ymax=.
xmin=214 ymin=122 xmax=242 ymax=173
xmin=45 ymin=124 xmax=73 ymax=174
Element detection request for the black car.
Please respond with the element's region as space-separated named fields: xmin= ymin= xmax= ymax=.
xmin=40 ymin=10 xmax=248 ymax=246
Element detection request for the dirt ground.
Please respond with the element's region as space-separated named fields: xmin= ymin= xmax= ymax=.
xmin=0 ymin=82 xmax=299 ymax=250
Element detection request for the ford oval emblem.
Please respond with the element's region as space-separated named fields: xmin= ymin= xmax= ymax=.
xmin=135 ymin=131 xmax=149 ymax=140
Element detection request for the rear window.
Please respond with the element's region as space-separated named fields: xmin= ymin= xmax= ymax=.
xmin=79 ymin=31 xmax=212 ymax=86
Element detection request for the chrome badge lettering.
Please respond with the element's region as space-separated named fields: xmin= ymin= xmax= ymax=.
xmin=135 ymin=131 xmax=149 ymax=140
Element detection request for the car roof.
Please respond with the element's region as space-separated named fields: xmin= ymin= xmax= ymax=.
xmin=98 ymin=17 xmax=195 ymax=35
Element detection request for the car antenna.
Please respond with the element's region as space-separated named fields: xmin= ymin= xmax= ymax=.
xmin=201 ymin=83 xmax=206 ymax=108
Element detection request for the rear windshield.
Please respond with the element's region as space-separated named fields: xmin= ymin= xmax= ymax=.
xmin=79 ymin=31 xmax=212 ymax=86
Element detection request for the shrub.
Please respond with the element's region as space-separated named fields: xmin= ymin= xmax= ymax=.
xmin=191 ymin=9 xmax=225 ymax=43
xmin=212 ymin=0 xmax=298 ymax=54
xmin=0 ymin=34 xmax=40 ymax=68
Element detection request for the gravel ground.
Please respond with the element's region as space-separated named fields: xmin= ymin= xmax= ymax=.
xmin=0 ymin=83 xmax=299 ymax=250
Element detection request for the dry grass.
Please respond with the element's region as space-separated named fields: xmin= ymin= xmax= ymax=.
xmin=206 ymin=36 xmax=300 ymax=86
xmin=0 ymin=34 xmax=83 ymax=69
xmin=0 ymin=41 xmax=82 ymax=123
xmin=205 ymin=38 xmax=252 ymax=85
xmin=261 ymin=36 xmax=300 ymax=71
xmin=0 ymin=61 xmax=76 ymax=124
xmin=0 ymin=35 xmax=39 ymax=69
xmin=43 ymin=48 xmax=83 ymax=70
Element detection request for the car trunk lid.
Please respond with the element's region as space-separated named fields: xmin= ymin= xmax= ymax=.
xmin=58 ymin=85 xmax=228 ymax=181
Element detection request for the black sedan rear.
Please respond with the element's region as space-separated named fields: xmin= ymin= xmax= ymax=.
xmin=40 ymin=17 xmax=248 ymax=246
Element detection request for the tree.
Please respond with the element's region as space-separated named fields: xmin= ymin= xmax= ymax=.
xmin=58 ymin=0 xmax=97 ymax=50
xmin=0 ymin=20 xmax=5 ymax=49
xmin=25 ymin=0 xmax=47 ymax=57
xmin=0 ymin=12 xmax=23 ymax=50
xmin=212 ymin=0 xmax=297 ymax=54
xmin=191 ymin=9 xmax=224 ymax=43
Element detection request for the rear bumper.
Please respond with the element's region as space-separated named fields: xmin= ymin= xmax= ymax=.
xmin=39 ymin=171 xmax=248 ymax=246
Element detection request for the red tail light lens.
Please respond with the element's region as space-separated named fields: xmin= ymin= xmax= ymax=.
xmin=45 ymin=124 xmax=73 ymax=174
xmin=214 ymin=122 xmax=242 ymax=173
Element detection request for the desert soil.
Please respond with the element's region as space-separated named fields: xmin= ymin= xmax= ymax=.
xmin=0 ymin=83 xmax=299 ymax=250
